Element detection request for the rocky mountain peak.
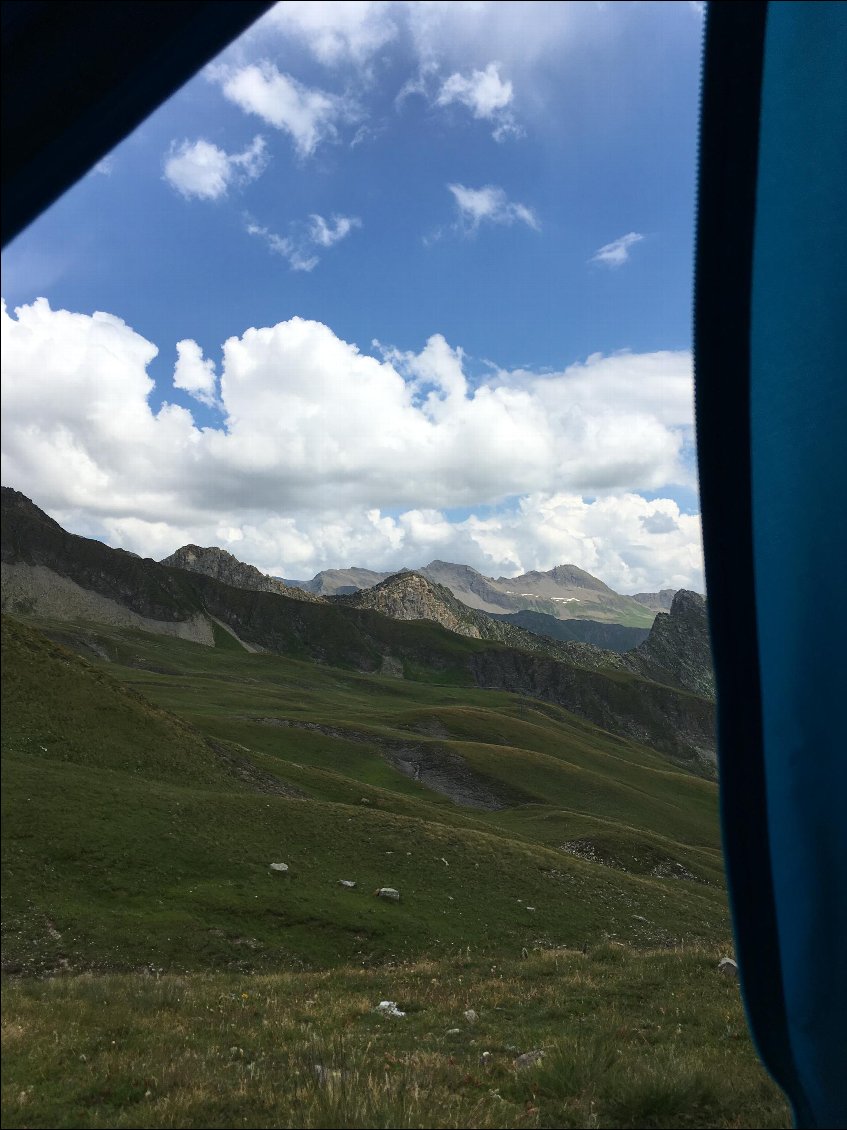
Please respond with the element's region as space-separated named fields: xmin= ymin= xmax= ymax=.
xmin=624 ymin=589 xmax=713 ymax=698
xmin=339 ymin=571 xmax=482 ymax=638
xmin=669 ymin=589 xmax=706 ymax=618
xmin=1 ymin=486 xmax=64 ymax=531
xmin=160 ymin=544 xmax=323 ymax=603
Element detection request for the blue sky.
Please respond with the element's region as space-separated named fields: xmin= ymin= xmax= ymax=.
xmin=1 ymin=1 xmax=706 ymax=592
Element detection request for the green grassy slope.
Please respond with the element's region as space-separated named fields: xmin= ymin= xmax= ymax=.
xmin=2 ymin=616 xmax=727 ymax=977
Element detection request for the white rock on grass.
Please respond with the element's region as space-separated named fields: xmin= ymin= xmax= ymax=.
xmin=338 ymin=880 xmax=356 ymax=888
xmin=718 ymin=956 xmax=738 ymax=976
xmin=464 ymin=1009 xmax=479 ymax=1024
xmin=269 ymin=862 xmax=289 ymax=873
xmin=375 ymin=887 xmax=400 ymax=902
xmin=376 ymin=1001 xmax=406 ymax=1018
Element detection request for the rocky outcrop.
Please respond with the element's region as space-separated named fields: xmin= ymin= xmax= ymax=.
xmin=339 ymin=572 xmax=482 ymax=637
xmin=160 ymin=545 xmax=323 ymax=603
xmin=623 ymin=590 xmax=714 ymax=699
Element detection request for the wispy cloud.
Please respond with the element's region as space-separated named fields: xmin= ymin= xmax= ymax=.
xmin=436 ymin=62 xmax=522 ymax=141
xmin=246 ymin=212 xmax=361 ymax=271
xmin=448 ymin=183 xmax=539 ymax=233
xmin=163 ymin=136 xmax=267 ymax=201
xmin=590 ymin=232 xmax=644 ymax=268
xmin=255 ymin=1 xmax=398 ymax=66
xmin=211 ymin=62 xmax=359 ymax=158
xmin=309 ymin=214 xmax=362 ymax=248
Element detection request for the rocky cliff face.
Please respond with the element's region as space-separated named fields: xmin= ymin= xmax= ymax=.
xmin=623 ymin=590 xmax=714 ymax=699
xmin=160 ymin=545 xmax=323 ymax=603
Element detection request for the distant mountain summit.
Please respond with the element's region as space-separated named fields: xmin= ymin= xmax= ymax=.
xmin=499 ymin=563 xmax=614 ymax=595
xmin=160 ymin=545 xmax=322 ymax=603
xmin=292 ymin=567 xmax=393 ymax=596
xmin=631 ymin=589 xmax=677 ymax=613
xmin=418 ymin=560 xmax=655 ymax=627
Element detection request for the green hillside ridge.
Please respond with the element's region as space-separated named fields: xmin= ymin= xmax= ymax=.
xmin=2 ymin=615 xmax=726 ymax=978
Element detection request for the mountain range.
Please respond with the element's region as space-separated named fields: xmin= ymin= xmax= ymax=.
xmin=286 ymin=560 xmax=661 ymax=628
xmin=1 ymin=486 xmax=714 ymax=765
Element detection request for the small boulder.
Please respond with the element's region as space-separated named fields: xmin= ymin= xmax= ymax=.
xmin=464 ymin=1009 xmax=479 ymax=1024
xmin=338 ymin=880 xmax=356 ymax=888
xmin=718 ymin=956 xmax=738 ymax=977
xmin=375 ymin=887 xmax=400 ymax=902
xmin=446 ymin=1028 xmax=461 ymax=1036
xmin=269 ymin=862 xmax=289 ymax=873
xmin=376 ymin=1000 xmax=405 ymax=1018
xmin=515 ymin=1049 xmax=544 ymax=1070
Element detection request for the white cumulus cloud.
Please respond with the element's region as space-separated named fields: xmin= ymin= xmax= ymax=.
xmin=173 ymin=340 xmax=218 ymax=407
xmin=163 ymin=136 xmax=268 ymax=200
xmin=448 ymin=184 xmax=539 ymax=233
xmin=1 ymin=297 xmax=701 ymax=591
xmin=212 ymin=62 xmax=358 ymax=157
xmin=590 ymin=232 xmax=644 ymax=268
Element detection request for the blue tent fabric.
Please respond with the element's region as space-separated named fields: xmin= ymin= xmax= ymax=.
xmin=696 ymin=3 xmax=847 ymax=1125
